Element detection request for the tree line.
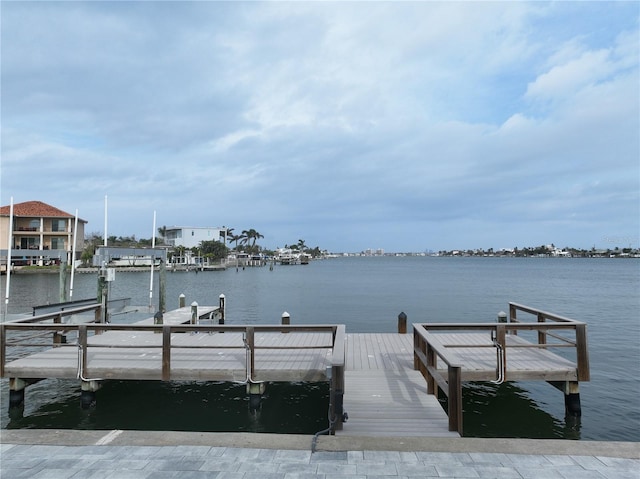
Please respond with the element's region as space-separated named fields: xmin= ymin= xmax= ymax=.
xmin=81 ymin=228 xmax=325 ymax=265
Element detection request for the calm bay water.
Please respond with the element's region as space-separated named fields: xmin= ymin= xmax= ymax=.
xmin=1 ymin=256 xmax=638 ymax=441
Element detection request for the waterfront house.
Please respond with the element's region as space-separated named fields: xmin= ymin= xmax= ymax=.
xmin=163 ymin=226 xmax=227 ymax=249
xmin=0 ymin=200 xmax=86 ymax=268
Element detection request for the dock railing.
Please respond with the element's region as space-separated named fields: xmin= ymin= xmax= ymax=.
xmin=412 ymin=302 xmax=590 ymax=435
xmin=0 ymin=317 xmax=347 ymax=430
xmin=1 ymin=303 xmax=104 ymax=358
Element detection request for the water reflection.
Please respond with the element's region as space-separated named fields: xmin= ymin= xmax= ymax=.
xmin=3 ymin=379 xmax=330 ymax=435
xmin=461 ymin=382 xmax=580 ymax=439
xmin=3 ymin=377 xmax=582 ymax=439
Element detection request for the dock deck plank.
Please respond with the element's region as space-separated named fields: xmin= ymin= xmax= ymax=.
xmin=339 ymin=333 xmax=458 ymax=437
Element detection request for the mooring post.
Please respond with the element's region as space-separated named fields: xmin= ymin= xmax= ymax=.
xmin=398 ymin=311 xmax=407 ymax=334
xmin=97 ymin=264 xmax=108 ymax=324
xmin=179 ymin=293 xmax=186 ymax=308
xmin=59 ymin=260 xmax=68 ymax=302
xmin=219 ymin=294 xmax=225 ymax=325
xmin=190 ymin=302 xmax=198 ymax=325
xmin=281 ymin=311 xmax=290 ymax=333
xmin=154 ymin=310 xmax=163 ymax=334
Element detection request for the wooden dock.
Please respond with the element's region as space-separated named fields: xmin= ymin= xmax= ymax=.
xmin=0 ymin=306 xmax=338 ymax=383
xmin=339 ymin=333 xmax=458 ymax=437
xmin=0 ymin=302 xmax=589 ymax=437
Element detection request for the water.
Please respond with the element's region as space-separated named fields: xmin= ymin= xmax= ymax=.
xmin=1 ymin=257 xmax=639 ymax=440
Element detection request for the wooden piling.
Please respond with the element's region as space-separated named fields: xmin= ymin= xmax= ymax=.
xmin=80 ymin=382 xmax=97 ymax=409
xmin=398 ymin=312 xmax=407 ymax=334
xmin=8 ymin=378 xmax=27 ymax=409
xmin=190 ymin=302 xmax=198 ymax=324
xmin=97 ymin=267 xmax=108 ymax=323
xmin=219 ymin=294 xmax=225 ymax=325
xmin=247 ymin=381 xmax=266 ymax=410
xmin=59 ymin=261 xmax=68 ymax=302
xmin=565 ymin=381 xmax=581 ymax=416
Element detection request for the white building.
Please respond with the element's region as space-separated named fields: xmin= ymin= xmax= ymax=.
xmin=163 ymin=226 xmax=227 ymax=249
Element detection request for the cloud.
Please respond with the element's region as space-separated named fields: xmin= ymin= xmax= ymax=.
xmin=1 ymin=2 xmax=638 ymax=252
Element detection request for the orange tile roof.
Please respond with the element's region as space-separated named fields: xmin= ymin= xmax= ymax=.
xmin=0 ymin=201 xmax=85 ymax=221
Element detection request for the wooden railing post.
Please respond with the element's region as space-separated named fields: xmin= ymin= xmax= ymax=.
xmin=496 ymin=323 xmax=507 ymax=380
xmin=330 ymin=325 xmax=346 ymax=432
xmin=331 ymin=364 xmax=345 ymax=431
xmin=413 ymin=330 xmax=421 ymax=371
xmin=448 ymin=364 xmax=462 ymax=434
xmin=537 ymin=312 xmax=547 ymax=346
xmin=53 ymin=313 xmax=64 ymax=346
xmin=509 ymin=303 xmax=518 ymax=335
xmin=78 ymin=325 xmax=88 ymax=377
xmin=426 ymin=342 xmax=436 ymax=395
xmin=162 ymin=324 xmax=171 ymax=380
xmin=575 ymin=323 xmax=590 ymax=381
xmin=246 ymin=327 xmax=255 ymax=381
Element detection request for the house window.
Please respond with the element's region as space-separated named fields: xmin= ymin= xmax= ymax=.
xmin=29 ymin=219 xmax=39 ymax=231
xmin=51 ymin=238 xmax=65 ymax=250
xmin=21 ymin=238 xmax=39 ymax=249
xmin=52 ymin=219 xmax=66 ymax=232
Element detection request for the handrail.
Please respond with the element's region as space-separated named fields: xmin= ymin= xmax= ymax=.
xmin=412 ymin=303 xmax=590 ymax=436
xmin=413 ymin=325 xmax=463 ymax=434
xmin=509 ymin=302 xmax=577 ymax=323
xmin=418 ymin=322 xmax=589 ymax=380
xmin=4 ymin=303 xmax=102 ymax=324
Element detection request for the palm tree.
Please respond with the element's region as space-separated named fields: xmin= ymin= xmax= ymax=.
xmin=252 ymin=230 xmax=264 ymax=249
xmin=297 ymin=239 xmax=306 ymax=253
xmin=226 ymin=228 xmax=237 ymax=251
xmin=240 ymin=229 xmax=251 ymax=250
xmin=241 ymin=229 xmax=263 ymax=252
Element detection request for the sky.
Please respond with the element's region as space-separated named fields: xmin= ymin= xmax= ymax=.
xmin=1 ymin=1 xmax=638 ymax=253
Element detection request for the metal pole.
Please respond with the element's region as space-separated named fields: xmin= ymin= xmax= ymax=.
xmin=103 ymin=195 xmax=108 ymax=247
xmin=3 ymin=197 xmax=13 ymax=320
xmin=69 ymin=209 xmax=79 ymax=298
xmin=149 ymin=211 xmax=156 ymax=311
